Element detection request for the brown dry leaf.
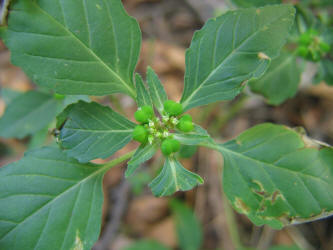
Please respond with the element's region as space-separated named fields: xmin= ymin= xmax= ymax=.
xmin=139 ymin=40 xmax=185 ymax=74
xmin=273 ymin=230 xmax=294 ymax=246
xmin=126 ymin=196 xmax=169 ymax=233
xmin=146 ymin=217 xmax=177 ymax=248
xmin=308 ymin=82 xmax=333 ymax=100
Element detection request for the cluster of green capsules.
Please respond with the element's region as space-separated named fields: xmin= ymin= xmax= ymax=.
xmin=132 ymin=100 xmax=194 ymax=156
xmin=297 ymin=29 xmax=331 ymax=62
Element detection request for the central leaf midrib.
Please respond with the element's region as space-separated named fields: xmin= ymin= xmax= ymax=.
xmin=64 ymin=128 xmax=133 ymax=133
xmin=30 ymin=1 xmax=135 ymax=97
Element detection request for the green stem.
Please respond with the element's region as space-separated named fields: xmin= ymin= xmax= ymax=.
xmin=102 ymin=150 xmax=136 ymax=170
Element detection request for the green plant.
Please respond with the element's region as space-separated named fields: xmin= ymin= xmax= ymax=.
xmin=229 ymin=0 xmax=333 ymax=105
xmin=0 ymin=1 xmax=332 ymax=249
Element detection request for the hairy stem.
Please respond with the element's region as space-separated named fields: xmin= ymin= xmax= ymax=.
xmin=102 ymin=150 xmax=136 ymax=170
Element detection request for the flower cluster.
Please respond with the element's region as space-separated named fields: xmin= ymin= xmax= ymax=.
xmin=297 ymin=29 xmax=331 ymax=62
xmin=132 ymin=100 xmax=194 ymax=155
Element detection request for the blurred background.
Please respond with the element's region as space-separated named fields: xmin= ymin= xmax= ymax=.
xmin=1 ymin=0 xmax=333 ymax=249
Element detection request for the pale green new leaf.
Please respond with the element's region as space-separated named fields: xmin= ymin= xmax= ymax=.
xmin=135 ymin=73 xmax=152 ymax=107
xmin=147 ymin=66 xmax=168 ymax=113
xmin=0 ymin=147 xmax=105 ymax=250
xmin=249 ymin=52 xmax=301 ymax=105
xmin=1 ymin=0 xmax=141 ymax=97
xmin=174 ymin=125 xmax=211 ymax=145
xmin=0 ymin=91 xmax=62 ymax=139
xmin=181 ymin=5 xmax=295 ymax=111
xmin=218 ymin=123 xmax=333 ymax=229
xmin=125 ymin=143 xmax=158 ymax=178
xmin=149 ymin=157 xmax=204 ymax=197
xmin=170 ymin=200 xmax=203 ymax=250
xmin=59 ymin=101 xmax=135 ymax=162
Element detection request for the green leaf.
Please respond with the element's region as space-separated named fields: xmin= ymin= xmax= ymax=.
xmin=0 ymin=88 xmax=22 ymax=105
xmin=174 ymin=125 xmax=211 ymax=145
xmin=0 ymin=91 xmax=61 ymax=139
xmin=230 ymin=0 xmax=282 ymax=8
xmin=317 ymin=59 xmax=333 ymax=86
xmin=147 ymin=66 xmax=168 ymax=113
xmin=122 ymin=240 xmax=170 ymax=250
xmin=0 ymin=147 xmax=105 ymax=250
xmin=180 ymin=5 xmax=295 ymax=111
xmin=249 ymin=52 xmax=301 ymax=105
xmin=179 ymin=145 xmax=197 ymax=159
xmin=125 ymin=143 xmax=157 ymax=178
xmin=2 ymin=0 xmax=141 ymax=97
xmin=59 ymin=101 xmax=135 ymax=162
xmin=63 ymin=95 xmax=91 ymax=107
xmin=149 ymin=157 xmax=204 ymax=197
xmin=217 ymin=123 xmax=333 ymax=229
xmin=135 ymin=73 xmax=152 ymax=107
xmin=28 ymin=126 xmax=50 ymax=150
xmin=170 ymin=200 xmax=203 ymax=250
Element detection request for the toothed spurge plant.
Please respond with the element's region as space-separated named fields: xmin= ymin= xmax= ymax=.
xmin=0 ymin=0 xmax=332 ymax=249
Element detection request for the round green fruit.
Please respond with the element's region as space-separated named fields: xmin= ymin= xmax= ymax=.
xmin=164 ymin=100 xmax=183 ymax=116
xmin=141 ymin=106 xmax=154 ymax=118
xmin=161 ymin=138 xmax=181 ymax=156
xmin=177 ymin=120 xmax=194 ymax=133
xmin=299 ymin=33 xmax=312 ymax=46
xmin=132 ymin=125 xmax=149 ymax=143
xmin=134 ymin=105 xmax=154 ymax=124
xmin=297 ymin=46 xmax=308 ymax=57
xmin=180 ymin=114 xmax=192 ymax=122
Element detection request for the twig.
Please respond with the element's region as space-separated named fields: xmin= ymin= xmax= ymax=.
xmin=257 ymin=226 xmax=276 ymax=250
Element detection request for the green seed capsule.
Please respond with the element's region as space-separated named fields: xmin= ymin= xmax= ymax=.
xmin=178 ymin=120 xmax=194 ymax=132
xmin=141 ymin=106 xmax=154 ymax=119
xmin=299 ymin=33 xmax=312 ymax=46
xmin=319 ymin=41 xmax=331 ymax=53
xmin=132 ymin=125 xmax=148 ymax=143
xmin=161 ymin=139 xmax=174 ymax=155
xmin=171 ymin=139 xmax=180 ymax=152
xmin=161 ymin=138 xmax=180 ymax=155
xmin=297 ymin=46 xmax=308 ymax=57
xmin=164 ymin=100 xmax=183 ymax=116
xmin=180 ymin=114 xmax=192 ymax=122
xmin=134 ymin=105 xmax=154 ymax=124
